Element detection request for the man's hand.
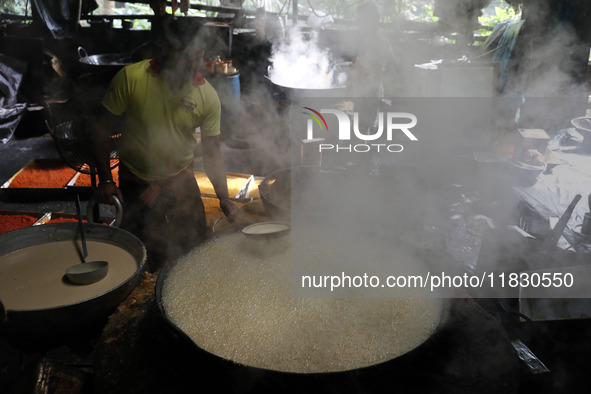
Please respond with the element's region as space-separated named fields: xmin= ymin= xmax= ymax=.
xmin=96 ymin=181 xmax=123 ymax=205
xmin=219 ymin=197 xmax=239 ymax=218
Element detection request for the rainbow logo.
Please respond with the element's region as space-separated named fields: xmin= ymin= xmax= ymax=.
xmin=302 ymin=107 xmax=328 ymax=132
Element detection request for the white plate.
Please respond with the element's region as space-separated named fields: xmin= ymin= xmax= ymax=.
xmin=241 ymin=221 xmax=290 ymax=237
xmin=510 ymin=158 xmax=545 ymax=171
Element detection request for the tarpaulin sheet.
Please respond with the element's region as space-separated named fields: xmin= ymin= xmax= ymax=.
xmin=513 ymin=125 xmax=591 ymax=253
xmin=31 ymin=0 xmax=98 ymax=39
xmin=0 ymin=54 xmax=27 ymax=144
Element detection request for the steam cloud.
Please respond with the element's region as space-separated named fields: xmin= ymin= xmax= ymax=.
xmin=268 ymin=28 xmax=335 ymax=89
xmin=181 ymin=2 xmax=591 ymax=300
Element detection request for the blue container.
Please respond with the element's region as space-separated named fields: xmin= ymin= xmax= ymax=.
xmin=210 ymin=72 xmax=241 ymax=137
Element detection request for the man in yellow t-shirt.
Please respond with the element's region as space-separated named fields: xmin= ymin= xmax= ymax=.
xmin=94 ymin=20 xmax=238 ymax=271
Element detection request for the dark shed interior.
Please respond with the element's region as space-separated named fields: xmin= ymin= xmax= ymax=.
xmin=1 ymin=1 xmax=591 ymax=393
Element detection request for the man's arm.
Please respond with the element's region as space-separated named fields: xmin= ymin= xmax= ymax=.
xmin=201 ymin=134 xmax=238 ymax=217
xmin=94 ymin=106 xmax=124 ymax=205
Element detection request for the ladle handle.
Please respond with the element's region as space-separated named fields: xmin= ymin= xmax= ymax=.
xmin=75 ymin=194 xmax=88 ymax=260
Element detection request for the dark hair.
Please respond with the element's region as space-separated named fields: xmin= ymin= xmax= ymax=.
xmin=155 ymin=18 xmax=205 ymax=54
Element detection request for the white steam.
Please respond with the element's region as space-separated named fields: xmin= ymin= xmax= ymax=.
xmin=268 ymin=28 xmax=335 ymax=89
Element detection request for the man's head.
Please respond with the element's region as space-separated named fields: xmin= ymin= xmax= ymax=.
xmin=153 ymin=19 xmax=205 ymax=74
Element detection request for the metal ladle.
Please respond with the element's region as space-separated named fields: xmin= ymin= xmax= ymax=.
xmin=65 ymin=195 xmax=109 ymax=285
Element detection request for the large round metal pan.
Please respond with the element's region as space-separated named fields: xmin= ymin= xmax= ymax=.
xmin=154 ymin=231 xmax=446 ymax=392
xmin=266 ymin=64 xmax=349 ymax=100
xmin=77 ymin=47 xmax=133 ymax=83
xmin=0 ymin=223 xmax=146 ymax=341
xmin=79 ymin=53 xmax=134 ymax=67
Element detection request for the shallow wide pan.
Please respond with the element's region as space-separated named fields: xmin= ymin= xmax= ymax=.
xmin=0 ymin=223 xmax=146 ymax=340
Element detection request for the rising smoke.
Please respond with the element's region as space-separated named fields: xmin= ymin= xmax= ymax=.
xmin=257 ymin=1 xmax=591 ymax=300
xmin=268 ymin=28 xmax=336 ymax=90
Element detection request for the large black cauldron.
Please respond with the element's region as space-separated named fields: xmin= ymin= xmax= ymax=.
xmin=154 ymin=230 xmax=446 ymax=393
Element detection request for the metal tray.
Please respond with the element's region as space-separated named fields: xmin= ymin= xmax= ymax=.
xmin=519 ymin=264 xmax=591 ymax=321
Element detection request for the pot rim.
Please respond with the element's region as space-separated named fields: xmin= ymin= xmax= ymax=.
xmin=0 ymin=222 xmax=147 ymax=313
xmin=79 ymin=54 xmax=133 ymax=67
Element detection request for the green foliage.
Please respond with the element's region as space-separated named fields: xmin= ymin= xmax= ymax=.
xmin=243 ymin=0 xmax=286 ymax=13
xmin=478 ymin=5 xmax=520 ymax=27
xmin=241 ymin=0 xmax=438 ymax=22
xmin=392 ymin=0 xmax=438 ymax=22
xmin=0 ymin=0 xmax=29 ymax=15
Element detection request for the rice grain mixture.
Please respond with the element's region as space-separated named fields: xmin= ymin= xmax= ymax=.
xmin=162 ymin=234 xmax=442 ymax=373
